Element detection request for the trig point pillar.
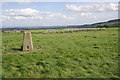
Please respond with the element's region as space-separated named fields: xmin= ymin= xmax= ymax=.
xmin=23 ymin=31 xmax=33 ymax=51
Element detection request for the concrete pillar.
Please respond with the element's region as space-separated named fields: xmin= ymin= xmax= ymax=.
xmin=23 ymin=31 xmax=33 ymax=51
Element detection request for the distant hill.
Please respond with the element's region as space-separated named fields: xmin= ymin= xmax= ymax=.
xmin=1 ymin=19 xmax=119 ymax=31
xmin=90 ymin=19 xmax=120 ymax=28
xmin=66 ymin=19 xmax=120 ymax=28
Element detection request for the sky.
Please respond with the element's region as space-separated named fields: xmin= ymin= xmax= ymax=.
xmin=1 ymin=0 xmax=119 ymax=27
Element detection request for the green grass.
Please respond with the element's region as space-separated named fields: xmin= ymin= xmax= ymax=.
xmin=0 ymin=32 xmax=2 ymax=78
xmin=2 ymin=28 xmax=119 ymax=78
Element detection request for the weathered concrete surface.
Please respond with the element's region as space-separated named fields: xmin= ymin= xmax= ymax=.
xmin=23 ymin=31 xmax=33 ymax=51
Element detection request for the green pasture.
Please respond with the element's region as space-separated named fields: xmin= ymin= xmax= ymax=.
xmin=2 ymin=28 xmax=119 ymax=78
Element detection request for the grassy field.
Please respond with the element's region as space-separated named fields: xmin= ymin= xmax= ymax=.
xmin=2 ymin=28 xmax=119 ymax=78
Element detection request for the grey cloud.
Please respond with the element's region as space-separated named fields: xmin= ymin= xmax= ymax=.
xmin=66 ymin=3 xmax=118 ymax=12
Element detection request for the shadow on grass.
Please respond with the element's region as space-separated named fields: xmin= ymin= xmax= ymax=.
xmin=12 ymin=48 xmax=22 ymax=51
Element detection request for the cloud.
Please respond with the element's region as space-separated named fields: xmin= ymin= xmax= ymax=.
xmin=5 ymin=8 xmax=39 ymax=16
xmin=2 ymin=8 xmax=75 ymax=27
xmin=5 ymin=0 xmax=31 ymax=3
xmin=80 ymin=13 xmax=97 ymax=19
xmin=2 ymin=8 xmax=74 ymax=21
xmin=66 ymin=3 xmax=118 ymax=12
xmin=3 ymin=0 xmax=119 ymax=2
xmin=14 ymin=16 xmax=27 ymax=20
xmin=2 ymin=2 xmax=118 ymax=27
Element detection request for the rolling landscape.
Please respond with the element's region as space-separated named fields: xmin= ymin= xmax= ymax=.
xmin=1 ymin=19 xmax=120 ymax=31
xmin=2 ymin=19 xmax=119 ymax=78
xmin=1 ymin=1 xmax=119 ymax=79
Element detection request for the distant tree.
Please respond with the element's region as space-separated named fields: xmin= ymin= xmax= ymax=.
xmin=96 ymin=25 xmax=103 ymax=28
xmin=113 ymin=23 xmax=120 ymax=27
xmin=103 ymin=24 xmax=109 ymax=28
